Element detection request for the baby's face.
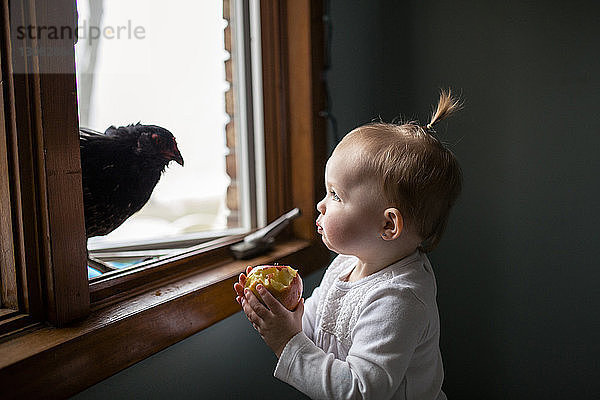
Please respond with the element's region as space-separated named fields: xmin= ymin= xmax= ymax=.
xmin=316 ymin=149 xmax=387 ymax=257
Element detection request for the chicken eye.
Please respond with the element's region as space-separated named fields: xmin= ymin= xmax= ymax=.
xmin=151 ymin=133 xmax=159 ymax=141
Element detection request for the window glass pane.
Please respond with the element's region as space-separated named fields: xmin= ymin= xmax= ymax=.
xmin=75 ymin=0 xmax=242 ymax=255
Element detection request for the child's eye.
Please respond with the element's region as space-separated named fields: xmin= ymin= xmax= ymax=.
xmin=330 ymin=190 xmax=341 ymax=202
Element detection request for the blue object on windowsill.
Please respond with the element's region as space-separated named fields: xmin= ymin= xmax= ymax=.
xmin=88 ymin=259 xmax=146 ymax=279
xmin=88 ymin=266 xmax=102 ymax=279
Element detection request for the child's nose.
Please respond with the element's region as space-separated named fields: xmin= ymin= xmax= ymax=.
xmin=316 ymin=197 xmax=326 ymax=214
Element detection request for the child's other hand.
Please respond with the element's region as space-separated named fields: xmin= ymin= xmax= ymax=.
xmin=239 ymin=282 xmax=304 ymax=358
xmin=233 ymin=266 xmax=253 ymax=302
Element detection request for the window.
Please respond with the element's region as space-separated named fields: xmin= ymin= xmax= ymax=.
xmin=74 ymin=0 xmax=266 ymax=278
xmin=0 ymin=0 xmax=328 ymax=398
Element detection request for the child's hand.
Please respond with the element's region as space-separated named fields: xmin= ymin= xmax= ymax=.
xmin=234 ymin=272 xmax=304 ymax=358
xmin=233 ymin=266 xmax=253 ymax=301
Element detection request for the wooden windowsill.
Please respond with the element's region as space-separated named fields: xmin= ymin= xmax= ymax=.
xmin=0 ymin=238 xmax=328 ymax=399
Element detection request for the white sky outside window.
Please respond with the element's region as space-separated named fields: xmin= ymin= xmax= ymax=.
xmin=75 ymin=0 xmax=232 ymax=247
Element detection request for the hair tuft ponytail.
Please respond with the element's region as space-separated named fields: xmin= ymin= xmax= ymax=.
xmin=426 ymin=89 xmax=462 ymax=130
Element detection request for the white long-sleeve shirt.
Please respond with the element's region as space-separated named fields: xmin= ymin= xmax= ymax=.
xmin=274 ymin=251 xmax=447 ymax=400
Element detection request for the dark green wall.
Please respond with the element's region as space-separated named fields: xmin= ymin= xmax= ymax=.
xmin=327 ymin=0 xmax=600 ymax=398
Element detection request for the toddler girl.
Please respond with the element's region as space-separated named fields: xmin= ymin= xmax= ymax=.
xmin=234 ymin=90 xmax=462 ymax=399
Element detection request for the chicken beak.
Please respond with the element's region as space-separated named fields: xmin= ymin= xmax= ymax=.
xmin=173 ymin=149 xmax=184 ymax=166
xmin=164 ymin=148 xmax=184 ymax=166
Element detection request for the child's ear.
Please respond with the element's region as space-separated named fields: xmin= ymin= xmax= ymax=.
xmin=381 ymin=208 xmax=403 ymax=240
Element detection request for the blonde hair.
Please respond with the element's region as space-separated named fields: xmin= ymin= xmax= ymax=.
xmin=335 ymin=89 xmax=463 ymax=252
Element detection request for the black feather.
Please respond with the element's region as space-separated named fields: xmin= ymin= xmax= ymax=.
xmin=80 ymin=124 xmax=184 ymax=238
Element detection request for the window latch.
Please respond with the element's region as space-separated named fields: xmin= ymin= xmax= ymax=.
xmin=230 ymin=208 xmax=301 ymax=259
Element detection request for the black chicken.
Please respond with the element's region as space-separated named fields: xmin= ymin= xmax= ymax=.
xmin=80 ymin=123 xmax=183 ymax=271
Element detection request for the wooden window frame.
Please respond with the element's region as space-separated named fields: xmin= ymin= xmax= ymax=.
xmin=0 ymin=0 xmax=328 ymax=398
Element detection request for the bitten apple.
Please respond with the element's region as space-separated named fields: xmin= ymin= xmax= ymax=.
xmin=244 ymin=265 xmax=303 ymax=310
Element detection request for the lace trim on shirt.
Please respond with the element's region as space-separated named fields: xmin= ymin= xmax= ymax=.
xmin=316 ymin=257 xmax=394 ymax=349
